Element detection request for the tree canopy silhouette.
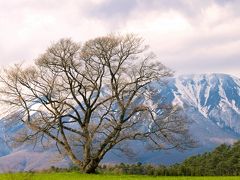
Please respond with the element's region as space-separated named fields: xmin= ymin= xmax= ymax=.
xmin=0 ymin=34 xmax=195 ymax=173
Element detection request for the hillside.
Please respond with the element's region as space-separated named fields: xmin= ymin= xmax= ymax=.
xmin=170 ymin=141 xmax=240 ymax=175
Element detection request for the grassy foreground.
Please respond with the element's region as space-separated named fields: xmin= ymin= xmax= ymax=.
xmin=0 ymin=173 xmax=239 ymax=180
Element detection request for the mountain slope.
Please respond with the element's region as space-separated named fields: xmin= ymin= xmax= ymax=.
xmin=176 ymin=74 xmax=240 ymax=133
xmin=160 ymin=74 xmax=240 ymax=136
xmin=108 ymin=73 xmax=240 ymax=164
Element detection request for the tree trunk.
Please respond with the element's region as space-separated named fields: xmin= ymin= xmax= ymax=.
xmin=83 ymin=159 xmax=100 ymax=174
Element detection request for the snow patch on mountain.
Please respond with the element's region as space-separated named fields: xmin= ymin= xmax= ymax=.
xmin=166 ymin=74 xmax=240 ymax=135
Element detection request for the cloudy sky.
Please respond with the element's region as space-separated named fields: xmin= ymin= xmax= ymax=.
xmin=0 ymin=0 xmax=239 ymax=77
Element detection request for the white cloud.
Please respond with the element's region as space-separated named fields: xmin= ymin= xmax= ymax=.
xmin=0 ymin=0 xmax=239 ymax=77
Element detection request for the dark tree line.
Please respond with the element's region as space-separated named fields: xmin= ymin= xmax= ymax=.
xmin=96 ymin=140 xmax=240 ymax=176
xmin=175 ymin=140 xmax=240 ymax=176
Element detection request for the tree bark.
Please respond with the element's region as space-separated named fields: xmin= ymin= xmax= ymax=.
xmin=83 ymin=159 xmax=100 ymax=174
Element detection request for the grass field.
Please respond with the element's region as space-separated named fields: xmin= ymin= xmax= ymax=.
xmin=0 ymin=173 xmax=239 ymax=180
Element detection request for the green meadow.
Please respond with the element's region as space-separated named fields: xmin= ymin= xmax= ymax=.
xmin=0 ymin=173 xmax=239 ymax=180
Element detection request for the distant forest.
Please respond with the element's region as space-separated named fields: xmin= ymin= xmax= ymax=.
xmin=49 ymin=140 xmax=240 ymax=176
xmin=97 ymin=140 xmax=240 ymax=176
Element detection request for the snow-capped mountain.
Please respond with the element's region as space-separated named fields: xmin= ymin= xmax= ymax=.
xmin=0 ymin=73 xmax=239 ymax=171
xmin=158 ymin=73 xmax=240 ymax=137
xmin=106 ymin=73 xmax=240 ymax=164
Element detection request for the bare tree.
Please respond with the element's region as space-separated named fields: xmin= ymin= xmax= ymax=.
xmin=0 ymin=34 xmax=195 ymax=173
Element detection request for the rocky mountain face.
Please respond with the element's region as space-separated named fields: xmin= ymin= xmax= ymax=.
xmin=172 ymin=74 xmax=240 ymax=134
xmin=156 ymin=74 xmax=240 ymax=142
xmin=0 ymin=73 xmax=239 ymax=171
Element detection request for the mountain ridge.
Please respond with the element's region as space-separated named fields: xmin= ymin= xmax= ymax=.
xmin=0 ymin=73 xmax=239 ymax=171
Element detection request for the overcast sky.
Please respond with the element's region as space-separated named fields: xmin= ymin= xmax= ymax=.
xmin=0 ymin=0 xmax=239 ymax=77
